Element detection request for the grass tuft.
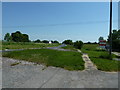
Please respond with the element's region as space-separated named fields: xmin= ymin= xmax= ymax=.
xmin=11 ymin=62 xmax=21 ymax=66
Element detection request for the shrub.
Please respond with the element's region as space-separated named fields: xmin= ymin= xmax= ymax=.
xmin=42 ymin=40 xmax=49 ymax=43
xmin=74 ymin=40 xmax=83 ymax=49
xmin=62 ymin=40 xmax=73 ymax=45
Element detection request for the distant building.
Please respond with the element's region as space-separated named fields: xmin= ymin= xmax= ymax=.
xmin=49 ymin=41 xmax=52 ymax=44
xmin=99 ymin=40 xmax=106 ymax=49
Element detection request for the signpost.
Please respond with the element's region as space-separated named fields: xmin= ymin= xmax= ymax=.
xmin=99 ymin=40 xmax=106 ymax=49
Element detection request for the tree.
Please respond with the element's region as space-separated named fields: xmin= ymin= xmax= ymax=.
xmin=22 ymin=34 xmax=29 ymax=42
xmin=98 ymin=36 xmax=104 ymax=41
xmin=11 ymin=31 xmax=29 ymax=42
xmin=54 ymin=40 xmax=59 ymax=43
xmin=51 ymin=40 xmax=54 ymax=43
xmin=51 ymin=40 xmax=59 ymax=43
xmin=4 ymin=33 xmax=12 ymax=42
xmin=93 ymin=42 xmax=97 ymax=44
xmin=62 ymin=40 xmax=73 ymax=45
xmin=11 ymin=31 xmax=22 ymax=42
xmin=42 ymin=40 xmax=49 ymax=43
xmin=34 ymin=39 xmax=41 ymax=43
xmin=87 ymin=42 xmax=91 ymax=44
xmin=74 ymin=40 xmax=83 ymax=49
xmin=108 ymin=29 xmax=120 ymax=51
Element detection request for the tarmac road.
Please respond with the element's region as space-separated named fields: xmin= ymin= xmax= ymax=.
xmin=1 ymin=57 xmax=119 ymax=88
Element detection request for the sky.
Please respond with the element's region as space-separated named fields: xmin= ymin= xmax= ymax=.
xmin=2 ymin=2 xmax=118 ymax=43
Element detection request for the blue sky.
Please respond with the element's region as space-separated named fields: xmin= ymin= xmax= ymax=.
xmin=2 ymin=2 xmax=118 ymax=43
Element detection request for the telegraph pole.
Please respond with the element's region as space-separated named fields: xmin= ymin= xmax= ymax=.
xmin=109 ymin=0 xmax=112 ymax=56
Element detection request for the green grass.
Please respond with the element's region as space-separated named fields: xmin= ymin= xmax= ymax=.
xmin=2 ymin=42 xmax=60 ymax=50
xmin=61 ymin=45 xmax=77 ymax=51
xmin=81 ymin=44 xmax=120 ymax=71
xmin=2 ymin=49 xmax=84 ymax=71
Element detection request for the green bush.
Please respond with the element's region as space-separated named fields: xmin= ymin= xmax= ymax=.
xmin=62 ymin=40 xmax=73 ymax=45
xmin=74 ymin=40 xmax=83 ymax=49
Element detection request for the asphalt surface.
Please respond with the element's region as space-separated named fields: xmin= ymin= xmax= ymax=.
xmin=2 ymin=57 xmax=118 ymax=88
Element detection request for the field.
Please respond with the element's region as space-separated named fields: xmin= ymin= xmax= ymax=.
xmin=81 ymin=44 xmax=120 ymax=71
xmin=2 ymin=49 xmax=84 ymax=71
xmin=61 ymin=45 xmax=77 ymax=51
xmin=2 ymin=42 xmax=120 ymax=71
xmin=2 ymin=42 xmax=60 ymax=50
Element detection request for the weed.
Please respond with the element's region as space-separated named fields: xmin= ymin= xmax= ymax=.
xmin=11 ymin=62 xmax=21 ymax=66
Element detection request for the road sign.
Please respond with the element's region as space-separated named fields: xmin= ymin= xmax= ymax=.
xmin=99 ymin=40 xmax=106 ymax=49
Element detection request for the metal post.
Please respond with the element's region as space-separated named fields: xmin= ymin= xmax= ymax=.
xmin=109 ymin=0 xmax=112 ymax=56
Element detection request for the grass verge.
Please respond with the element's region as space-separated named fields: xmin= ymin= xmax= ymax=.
xmin=3 ymin=49 xmax=84 ymax=71
xmin=2 ymin=42 xmax=60 ymax=50
xmin=81 ymin=44 xmax=120 ymax=71
xmin=61 ymin=45 xmax=77 ymax=51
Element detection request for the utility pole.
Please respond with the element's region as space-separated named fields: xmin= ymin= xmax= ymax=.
xmin=109 ymin=0 xmax=112 ymax=56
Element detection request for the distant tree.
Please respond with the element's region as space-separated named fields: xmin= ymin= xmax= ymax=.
xmin=93 ymin=42 xmax=97 ymax=44
xmin=51 ymin=40 xmax=54 ymax=43
xmin=51 ymin=40 xmax=59 ymax=43
xmin=99 ymin=37 xmax=104 ymax=41
xmin=74 ymin=40 xmax=83 ymax=49
xmin=87 ymin=42 xmax=91 ymax=44
xmin=62 ymin=39 xmax=73 ymax=45
xmin=34 ymin=39 xmax=41 ymax=43
xmin=11 ymin=31 xmax=22 ymax=42
xmin=54 ymin=40 xmax=59 ymax=43
xmin=22 ymin=34 xmax=29 ymax=42
xmin=42 ymin=40 xmax=49 ymax=43
xmin=4 ymin=33 xmax=12 ymax=42
xmin=11 ymin=31 xmax=29 ymax=42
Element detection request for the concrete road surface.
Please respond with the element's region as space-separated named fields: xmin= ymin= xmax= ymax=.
xmin=1 ymin=57 xmax=119 ymax=88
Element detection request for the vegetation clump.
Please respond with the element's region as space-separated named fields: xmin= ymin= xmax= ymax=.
xmin=74 ymin=40 xmax=83 ymax=49
xmin=62 ymin=39 xmax=73 ymax=45
xmin=108 ymin=29 xmax=120 ymax=51
xmin=62 ymin=39 xmax=83 ymax=49
xmin=11 ymin=62 xmax=21 ymax=66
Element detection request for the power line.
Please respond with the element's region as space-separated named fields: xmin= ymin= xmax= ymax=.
xmin=2 ymin=20 xmax=118 ymax=28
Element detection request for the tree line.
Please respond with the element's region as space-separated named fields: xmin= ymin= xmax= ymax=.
xmin=62 ymin=39 xmax=83 ymax=49
xmin=4 ymin=31 xmax=60 ymax=44
xmin=4 ymin=31 xmax=29 ymax=42
xmin=34 ymin=39 xmax=59 ymax=44
xmin=5 ymin=29 xmax=120 ymax=51
xmin=4 ymin=31 xmax=84 ymax=49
